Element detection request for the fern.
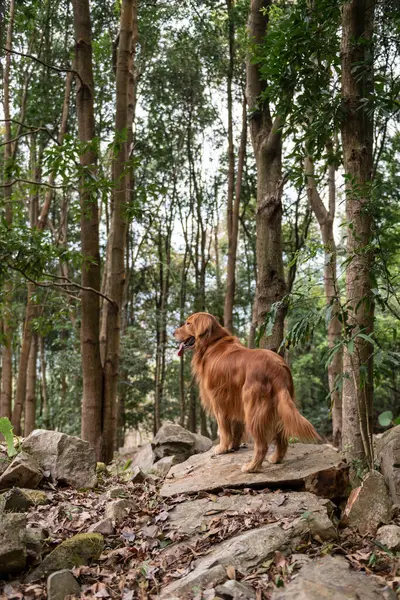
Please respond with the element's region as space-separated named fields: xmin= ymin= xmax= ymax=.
xmin=0 ymin=417 xmax=18 ymax=458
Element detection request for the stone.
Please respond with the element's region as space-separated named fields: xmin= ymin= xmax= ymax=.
xmin=0 ymin=513 xmax=27 ymax=576
xmin=215 ymin=580 xmax=256 ymax=599
xmin=376 ymin=425 xmax=400 ymax=503
xmin=152 ymin=422 xmax=212 ymax=464
xmin=88 ymin=518 xmax=115 ymax=536
xmin=105 ymin=486 xmax=127 ymax=499
xmin=153 ymin=456 xmax=176 ymax=477
xmin=343 ymin=470 xmax=391 ymax=535
xmin=47 ymin=569 xmax=81 ymax=600
xmin=271 ymin=555 xmax=396 ymax=600
xmin=131 ymin=443 xmax=155 ymax=472
xmin=161 ymin=443 xmax=348 ymax=499
xmin=0 ymin=488 xmax=34 ymax=512
xmin=130 ymin=465 xmax=146 ymax=483
xmin=168 ymin=491 xmax=336 ymax=542
xmin=26 ymin=526 xmax=47 ymax=562
xmin=161 ymin=520 xmax=311 ymax=598
xmin=104 ymin=499 xmax=137 ymax=525
xmin=375 ymin=524 xmax=400 ymax=550
xmin=22 ymin=430 xmax=97 ymax=489
xmin=25 ymin=532 xmax=104 ymax=582
xmin=0 ymin=448 xmax=9 ymax=476
xmin=0 ymin=451 xmax=43 ymax=489
xmin=21 ymin=489 xmax=50 ymax=505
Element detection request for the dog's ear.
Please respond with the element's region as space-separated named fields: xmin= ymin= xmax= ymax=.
xmin=192 ymin=314 xmax=216 ymax=340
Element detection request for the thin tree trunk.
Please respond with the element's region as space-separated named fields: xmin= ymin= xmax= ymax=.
xmin=24 ymin=334 xmax=37 ymax=436
xmin=0 ymin=0 xmax=15 ymax=421
xmin=340 ymin=0 xmax=375 ymax=466
xmin=38 ymin=335 xmax=49 ymax=428
xmin=246 ymin=0 xmax=286 ymax=352
xmin=224 ymin=94 xmax=247 ymax=332
xmin=72 ymin=0 xmax=103 ymax=459
xmin=305 ymin=154 xmax=342 ymax=448
xmin=102 ymin=0 xmax=135 ymax=462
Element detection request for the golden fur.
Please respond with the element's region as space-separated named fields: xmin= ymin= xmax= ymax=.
xmin=174 ymin=312 xmax=320 ymax=472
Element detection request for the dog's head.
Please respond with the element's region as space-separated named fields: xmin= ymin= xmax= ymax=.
xmin=174 ymin=312 xmax=226 ymax=356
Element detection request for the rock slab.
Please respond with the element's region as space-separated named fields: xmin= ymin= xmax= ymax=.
xmin=376 ymin=425 xmax=400 ymax=503
xmin=161 ymin=443 xmax=348 ymax=499
xmin=22 ymin=429 xmax=97 ymax=489
xmin=343 ymin=470 xmax=391 ymax=534
xmin=47 ymin=569 xmax=81 ymax=600
xmin=0 ymin=451 xmax=43 ymax=489
xmin=271 ymin=555 xmax=396 ymax=599
xmin=0 ymin=513 xmax=27 ymax=576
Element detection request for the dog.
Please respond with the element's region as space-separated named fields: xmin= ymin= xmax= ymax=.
xmin=174 ymin=312 xmax=320 ymax=473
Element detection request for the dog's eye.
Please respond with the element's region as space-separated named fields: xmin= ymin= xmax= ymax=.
xmin=186 ymin=322 xmax=191 ymax=327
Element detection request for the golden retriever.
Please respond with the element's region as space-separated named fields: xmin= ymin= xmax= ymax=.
xmin=174 ymin=312 xmax=320 ymax=472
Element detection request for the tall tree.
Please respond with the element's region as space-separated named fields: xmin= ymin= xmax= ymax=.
xmin=340 ymin=0 xmax=375 ymax=465
xmin=246 ymin=0 xmax=286 ymax=351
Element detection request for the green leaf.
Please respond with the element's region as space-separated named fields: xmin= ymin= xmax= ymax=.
xmin=347 ymin=339 xmax=355 ymax=354
xmin=378 ymin=411 xmax=393 ymax=427
xmin=0 ymin=417 xmax=18 ymax=458
xmin=393 ymin=416 xmax=400 ymax=426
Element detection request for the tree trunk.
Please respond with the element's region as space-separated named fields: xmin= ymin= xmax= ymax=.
xmin=38 ymin=335 xmax=49 ymax=428
xmin=24 ymin=334 xmax=37 ymax=436
xmin=224 ymin=94 xmax=247 ymax=332
xmin=340 ymin=0 xmax=375 ymax=465
xmin=101 ymin=0 xmax=135 ymax=462
xmin=0 ymin=0 xmax=15 ymax=421
xmin=246 ymin=0 xmax=286 ymax=352
xmin=305 ymin=154 xmax=342 ymax=448
xmin=72 ymin=0 xmax=103 ymax=459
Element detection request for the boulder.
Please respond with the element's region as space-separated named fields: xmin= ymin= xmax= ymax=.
xmin=104 ymin=499 xmax=137 ymax=525
xmin=22 ymin=430 xmax=97 ymax=489
xmin=47 ymin=569 xmax=81 ymax=600
xmin=215 ymin=580 xmax=256 ymax=600
xmin=25 ymin=532 xmax=104 ymax=582
xmin=0 ymin=451 xmax=43 ymax=489
xmin=0 ymin=488 xmax=34 ymax=512
xmin=130 ymin=465 xmax=146 ymax=484
xmin=88 ymin=518 xmax=115 ymax=536
xmin=26 ymin=526 xmax=47 ymax=562
xmin=376 ymin=425 xmax=400 ymax=503
xmin=21 ymin=489 xmax=50 ymax=505
xmin=131 ymin=443 xmax=155 ymax=472
xmin=271 ymin=555 xmax=396 ymax=600
xmin=160 ymin=520 xmax=312 ymax=598
xmin=0 ymin=513 xmax=27 ymax=576
xmin=105 ymin=486 xmax=127 ymax=499
xmin=375 ymin=524 xmax=400 ymax=551
xmin=0 ymin=447 xmax=9 ymax=476
xmin=343 ymin=470 xmax=391 ymax=535
xmin=161 ymin=443 xmax=348 ymax=499
xmin=153 ymin=456 xmax=176 ymax=477
xmin=152 ymin=422 xmax=212 ymax=463
xmin=168 ymin=490 xmax=336 ymax=542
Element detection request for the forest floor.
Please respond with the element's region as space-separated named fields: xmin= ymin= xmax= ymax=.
xmin=2 ymin=443 xmax=399 ymax=599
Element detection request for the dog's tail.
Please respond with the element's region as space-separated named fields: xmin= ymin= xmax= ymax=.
xmin=276 ymin=387 xmax=321 ymax=442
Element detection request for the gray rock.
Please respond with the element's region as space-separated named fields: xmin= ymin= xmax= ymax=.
xmin=130 ymin=465 xmax=146 ymax=483
xmin=0 ymin=513 xmax=27 ymax=576
xmin=168 ymin=491 xmax=336 ymax=542
xmin=192 ymin=432 xmax=213 ymax=454
xmin=161 ymin=520 xmax=310 ymax=598
xmin=152 ymin=422 xmax=212 ymax=464
xmin=25 ymin=532 xmax=103 ymax=582
xmin=215 ymin=580 xmax=256 ymax=599
xmin=26 ymin=526 xmax=47 ymax=562
xmin=376 ymin=425 xmax=400 ymax=503
xmin=271 ymin=555 xmax=396 ymax=600
xmin=343 ymin=470 xmax=391 ymax=535
xmin=88 ymin=518 xmax=115 ymax=536
xmin=131 ymin=443 xmax=155 ymax=472
xmin=104 ymin=499 xmax=137 ymax=525
xmin=47 ymin=569 xmax=81 ymax=600
xmin=375 ymin=524 xmax=400 ymax=550
xmin=105 ymin=486 xmax=127 ymax=499
xmin=0 ymin=488 xmax=34 ymax=512
xmin=22 ymin=430 xmax=97 ymax=489
xmin=0 ymin=448 xmax=9 ymax=476
xmin=161 ymin=443 xmax=348 ymax=499
xmin=0 ymin=451 xmax=43 ymax=489
xmin=153 ymin=456 xmax=176 ymax=477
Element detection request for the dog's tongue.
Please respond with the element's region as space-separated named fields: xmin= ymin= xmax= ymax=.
xmin=177 ymin=342 xmax=184 ymax=357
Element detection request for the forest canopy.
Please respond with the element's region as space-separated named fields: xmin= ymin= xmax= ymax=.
xmin=0 ymin=0 xmax=399 ymax=465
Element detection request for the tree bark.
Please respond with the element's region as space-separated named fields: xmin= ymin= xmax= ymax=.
xmin=0 ymin=0 xmax=15 ymax=421
xmin=38 ymin=335 xmax=49 ymax=428
xmin=24 ymin=334 xmax=37 ymax=436
xmin=101 ymin=0 xmax=135 ymax=462
xmin=224 ymin=94 xmax=247 ymax=332
xmin=305 ymin=154 xmax=342 ymax=448
xmin=246 ymin=0 xmax=286 ymax=351
xmin=72 ymin=0 xmax=103 ymax=459
xmin=340 ymin=0 xmax=375 ymax=465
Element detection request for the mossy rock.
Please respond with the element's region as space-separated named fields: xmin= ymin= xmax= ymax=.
xmin=21 ymin=489 xmax=50 ymax=506
xmin=96 ymin=462 xmax=108 ymax=474
xmin=25 ymin=533 xmax=104 ymax=582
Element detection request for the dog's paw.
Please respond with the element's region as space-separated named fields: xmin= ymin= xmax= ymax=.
xmin=267 ymin=454 xmax=280 ymax=464
xmin=241 ymin=462 xmax=261 ymax=473
xmin=214 ymin=444 xmax=229 ymax=456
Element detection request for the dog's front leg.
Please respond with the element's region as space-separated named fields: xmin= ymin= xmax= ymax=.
xmin=213 ymin=412 xmax=232 ymax=455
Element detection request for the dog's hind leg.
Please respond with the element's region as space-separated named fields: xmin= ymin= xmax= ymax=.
xmin=241 ymin=382 xmax=272 ymax=473
xmin=230 ymin=420 xmax=245 ymax=451
xmin=268 ymin=430 xmax=288 ymax=464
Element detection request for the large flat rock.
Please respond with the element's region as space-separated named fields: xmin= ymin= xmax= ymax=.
xmin=160 ymin=443 xmax=348 ymax=499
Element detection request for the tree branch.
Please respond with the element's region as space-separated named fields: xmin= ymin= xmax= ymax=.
xmin=1 ymin=47 xmax=83 ymax=85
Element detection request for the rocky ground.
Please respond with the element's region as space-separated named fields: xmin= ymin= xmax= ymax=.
xmin=0 ymin=424 xmax=400 ymax=599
